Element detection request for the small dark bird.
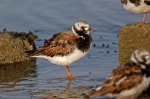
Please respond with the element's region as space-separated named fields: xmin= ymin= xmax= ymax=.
xmin=26 ymin=21 xmax=96 ymax=79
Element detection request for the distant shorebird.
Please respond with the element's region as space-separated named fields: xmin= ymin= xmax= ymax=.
xmin=26 ymin=21 xmax=96 ymax=79
xmin=84 ymin=48 xmax=150 ymax=99
xmin=121 ymin=0 xmax=150 ymax=25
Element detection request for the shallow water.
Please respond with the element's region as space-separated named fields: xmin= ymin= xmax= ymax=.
xmin=0 ymin=0 xmax=150 ymax=99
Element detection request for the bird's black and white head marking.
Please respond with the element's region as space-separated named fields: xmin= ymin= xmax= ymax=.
xmin=72 ymin=21 xmax=95 ymax=36
xmin=131 ymin=49 xmax=150 ymax=66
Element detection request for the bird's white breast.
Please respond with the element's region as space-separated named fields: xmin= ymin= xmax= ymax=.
xmin=32 ymin=48 xmax=89 ymax=66
xmin=123 ymin=0 xmax=150 ymax=14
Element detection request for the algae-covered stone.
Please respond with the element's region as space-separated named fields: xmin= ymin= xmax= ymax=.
xmin=0 ymin=30 xmax=37 ymax=64
xmin=118 ymin=24 xmax=150 ymax=65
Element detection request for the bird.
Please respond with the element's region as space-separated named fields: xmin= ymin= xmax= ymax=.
xmin=25 ymin=21 xmax=96 ymax=79
xmin=121 ymin=0 xmax=150 ymax=25
xmin=84 ymin=48 xmax=150 ymax=99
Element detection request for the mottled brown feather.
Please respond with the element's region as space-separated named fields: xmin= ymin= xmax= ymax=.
xmin=86 ymin=62 xmax=143 ymax=98
xmin=29 ymin=29 xmax=78 ymax=57
xmin=129 ymin=0 xmax=142 ymax=6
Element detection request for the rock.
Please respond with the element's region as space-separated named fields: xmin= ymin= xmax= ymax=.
xmin=118 ymin=24 xmax=150 ymax=65
xmin=0 ymin=29 xmax=37 ymax=64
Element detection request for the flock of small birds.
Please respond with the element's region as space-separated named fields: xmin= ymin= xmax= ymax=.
xmin=25 ymin=0 xmax=150 ymax=99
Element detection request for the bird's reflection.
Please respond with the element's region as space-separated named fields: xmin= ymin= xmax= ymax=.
xmin=66 ymin=78 xmax=73 ymax=91
xmin=39 ymin=76 xmax=89 ymax=99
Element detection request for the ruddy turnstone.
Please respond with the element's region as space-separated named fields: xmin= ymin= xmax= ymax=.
xmin=26 ymin=21 xmax=96 ymax=79
xmin=84 ymin=48 xmax=150 ymax=99
xmin=121 ymin=0 xmax=150 ymax=24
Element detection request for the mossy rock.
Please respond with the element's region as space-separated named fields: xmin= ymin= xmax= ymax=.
xmin=0 ymin=29 xmax=37 ymax=64
xmin=118 ymin=24 xmax=150 ymax=65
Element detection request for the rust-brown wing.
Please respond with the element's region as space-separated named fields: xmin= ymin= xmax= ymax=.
xmin=28 ymin=30 xmax=78 ymax=57
xmin=85 ymin=62 xmax=143 ymax=98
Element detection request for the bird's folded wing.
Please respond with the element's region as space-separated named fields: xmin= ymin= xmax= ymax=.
xmin=28 ymin=30 xmax=78 ymax=57
xmin=85 ymin=62 xmax=143 ymax=98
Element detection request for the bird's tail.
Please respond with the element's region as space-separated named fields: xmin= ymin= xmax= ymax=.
xmin=83 ymin=90 xmax=103 ymax=98
xmin=83 ymin=87 xmax=111 ymax=98
xmin=25 ymin=50 xmax=37 ymax=57
xmin=25 ymin=48 xmax=46 ymax=57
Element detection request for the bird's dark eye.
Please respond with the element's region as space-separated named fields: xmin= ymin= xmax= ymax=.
xmin=142 ymin=56 xmax=145 ymax=59
xmin=141 ymin=55 xmax=149 ymax=62
xmin=81 ymin=26 xmax=85 ymax=30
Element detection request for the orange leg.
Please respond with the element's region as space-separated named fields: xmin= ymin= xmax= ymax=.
xmin=65 ymin=65 xmax=75 ymax=79
xmin=142 ymin=13 xmax=146 ymax=23
xmin=136 ymin=13 xmax=149 ymax=25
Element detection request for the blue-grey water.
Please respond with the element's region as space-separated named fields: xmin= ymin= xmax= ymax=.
xmin=0 ymin=0 xmax=150 ymax=99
